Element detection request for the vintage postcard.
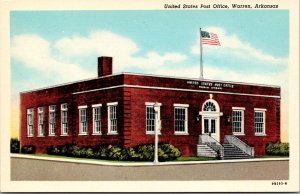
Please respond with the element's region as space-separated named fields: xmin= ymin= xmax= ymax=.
xmin=0 ymin=0 xmax=299 ymax=192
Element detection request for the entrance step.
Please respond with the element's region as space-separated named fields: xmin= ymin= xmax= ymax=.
xmin=222 ymin=143 xmax=252 ymax=160
xmin=197 ymin=144 xmax=218 ymax=157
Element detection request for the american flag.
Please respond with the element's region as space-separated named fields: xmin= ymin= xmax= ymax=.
xmin=201 ymin=31 xmax=221 ymax=46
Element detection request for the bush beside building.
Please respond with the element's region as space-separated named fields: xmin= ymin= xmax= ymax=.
xmin=266 ymin=142 xmax=289 ymax=156
xmin=47 ymin=143 xmax=181 ymax=161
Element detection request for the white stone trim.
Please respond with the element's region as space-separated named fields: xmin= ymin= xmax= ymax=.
xmin=232 ymin=107 xmax=245 ymax=110
xmin=174 ymin=132 xmax=189 ymax=135
xmin=107 ymin=102 xmax=118 ymax=106
xmin=254 ymin=108 xmax=267 ymax=111
xmin=78 ymin=105 xmax=88 ymax=109
xmin=21 ymin=72 xmax=280 ymax=94
xmin=145 ymin=102 xmax=162 ymax=106
xmin=72 ymin=84 xmax=280 ymax=99
xmin=173 ymin=103 xmax=189 ymax=108
xmin=92 ymin=103 xmax=102 ymax=108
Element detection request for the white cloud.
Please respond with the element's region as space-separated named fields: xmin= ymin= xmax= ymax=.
xmin=192 ymin=26 xmax=288 ymax=66
xmin=55 ymin=30 xmax=139 ymax=57
xmin=12 ymin=31 xmax=187 ymax=86
xmin=11 ymin=34 xmax=94 ymax=82
xmin=55 ymin=30 xmax=186 ymax=72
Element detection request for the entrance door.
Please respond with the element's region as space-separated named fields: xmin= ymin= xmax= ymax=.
xmin=200 ymin=98 xmax=222 ymax=142
xmin=203 ymin=117 xmax=218 ymax=141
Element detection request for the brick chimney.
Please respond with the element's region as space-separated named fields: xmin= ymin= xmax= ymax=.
xmin=98 ymin=56 xmax=113 ymax=77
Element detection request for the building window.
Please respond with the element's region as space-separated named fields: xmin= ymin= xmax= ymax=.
xmin=254 ymin=108 xmax=266 ymax=135
xmin=232 ymin=107 xmax=245 ymax=135
xmin=38 ymin=107 xmax=44 ymax=136
xmin=49 ymin=105 xmax=56 ymax=136
xmin=203 ymin=101 xmax=216 ymax=111
xmin=92 ymin=104 xmax=102 ymax=135
xmin=174 ymin=104 xmax=189 ymax=135
xmin=107 ymin=102 xmax=118 ymax=134
xmin=145 ymin=102 xmax=161 ymax=134
xmin=27 ymin=108 xmax=34 ymax=137
xmin=61 ymin=103 xmax=68 ymax=136
xmin=78 ymin=105 xmax=88 ymax=135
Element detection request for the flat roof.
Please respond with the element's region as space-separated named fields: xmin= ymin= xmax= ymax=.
xmin=20 ymin=72 xmax=280 ymax=94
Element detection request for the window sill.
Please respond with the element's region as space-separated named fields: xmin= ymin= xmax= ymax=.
xmin=92 ymin=133 xmax=102 ymax=136
xmin=78 ymin=133 xmax=88 ymax=136
xmin=255 ymin=134 xmax=267 ymax=136
xmin=27 ymin=135 xmax=34 ymax=138
xmin=233 ymin=133 xmax=245 ymax=136
xmin=107 ymin=132 xmax=118 ymax=135
xmin=146 ymin=132 xmax=162 ymax=135
xmin=48 ymin=134 xmax=56 ymax=137
xmin=174 ymin=132 xmax=189 ymax=135
xmin=60 ymin=134 xmax=69 ymax=137
xmin=37 ymin=135 xmax=45 ymax=137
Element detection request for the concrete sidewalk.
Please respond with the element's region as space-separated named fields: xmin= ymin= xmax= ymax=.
xmin=11 ymin=153 xmax=289 ymax=166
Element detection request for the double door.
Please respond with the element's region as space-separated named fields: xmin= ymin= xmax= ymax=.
xmin=202 ymin=117 xmax=219 ymax=141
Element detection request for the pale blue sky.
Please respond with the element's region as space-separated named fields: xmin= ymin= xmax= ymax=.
xmin=11 ymin=10 xmax=289 ymax=97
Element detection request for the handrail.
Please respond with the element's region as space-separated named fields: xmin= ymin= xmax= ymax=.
xmin=224 ymin=135 xmax=255 ymax=156
xmin=199 ymin=134 xmax=224 ymax=159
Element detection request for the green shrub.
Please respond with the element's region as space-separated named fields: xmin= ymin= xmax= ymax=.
xmin=126 ymin=148 xmax=143 ymax=161
xmin=10 ymin=138 xmax=20 ymax=153
xmin=47 ymin=145 xmax=60 ymax=155
xmin=107 ymin=145 xmax=122 ymax=160
xmin=266 ymin=142 xmax=289 ymax=156
xmin=60 ymin=145 xmax=68 ymax=156
xmin=137 ymin=144 xmax=154 ymax=161
xmin=21 ymin=145 xmax=36 ymax=154
xmin=46 ymin=143 xmax=181 ymax=161
xmin=160 ymin=143 xmax=181 ymax=160
xmin=85 ymin=147 xmax=94 ymax=158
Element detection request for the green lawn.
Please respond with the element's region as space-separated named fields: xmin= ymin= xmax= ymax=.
xmin=21 ymin=154 xmax=146 ymax=163
xmin=17 ymin=153 xmax=288 ymax=163
xmin=255 ymin=155 xmax=289 ymax=158
xmin=175 ymin=156 xmax=217 ymax=161
xmin=18 ymin=153 xmax=217 ymax=162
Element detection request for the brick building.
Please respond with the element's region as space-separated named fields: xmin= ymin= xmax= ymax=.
xmin=20 ymin=56 xmax=281 ymax=158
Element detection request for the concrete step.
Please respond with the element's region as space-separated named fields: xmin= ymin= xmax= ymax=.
xmin=222 ymin=143 xmax=251 ymax=160
xmin=197 ymin=144 xmax=218 ymax=157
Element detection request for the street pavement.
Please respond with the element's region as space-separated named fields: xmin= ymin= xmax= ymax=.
xmin=11 ymin=157 xmax=289 ymax=181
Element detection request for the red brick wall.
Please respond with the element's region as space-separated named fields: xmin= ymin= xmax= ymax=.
xmin=20 ymin=73 xmax=280 ymax=156
xmin=126 ymin=87 xmax=280 ymax=156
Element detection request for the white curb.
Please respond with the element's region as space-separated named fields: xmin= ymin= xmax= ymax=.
xmin=11 ymin=153 xmax=289 ymax=166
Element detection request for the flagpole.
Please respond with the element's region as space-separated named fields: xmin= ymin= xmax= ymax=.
xmin=200 ymin=28 xmax=203 ymax=79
